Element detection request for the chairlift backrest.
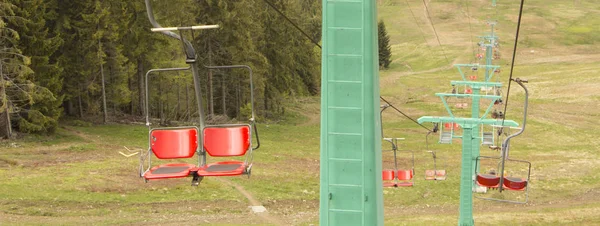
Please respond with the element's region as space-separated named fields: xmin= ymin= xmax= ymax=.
xmin=150 ymin=128 xmax=198 ymax=159
xmin=203 ymin=125 xmax=251 ymax=157
xmin=397 ymin=170 xmax=413 ymax=180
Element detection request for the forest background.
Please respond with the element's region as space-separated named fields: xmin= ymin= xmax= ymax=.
xmin=0 ymin=0 xmax=337 ymax=137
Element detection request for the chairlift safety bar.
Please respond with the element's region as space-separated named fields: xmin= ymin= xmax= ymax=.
xmin=450 ymin=81 xmax=502 ymax=87
xmin=151 ymin=25 xmax=220 ymax=32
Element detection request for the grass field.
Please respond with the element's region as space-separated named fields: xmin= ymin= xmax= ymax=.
xmin=2 ymin=0 xmax=600 ymax=225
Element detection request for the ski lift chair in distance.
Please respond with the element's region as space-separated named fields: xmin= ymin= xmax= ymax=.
xmin=439 ymin=122 xmax=459 ymax=144
xmin=140 ymin=67 xmax=202 ymax=182
xmin=475 ymin=78 xmax=532 ymax=204
xmin=424 ymin=128 xmax=447 ymax=180
xmin=382 ymin=137 xmax=414 ymax=187
xmin=481 ymin=125 xmax=495 ymax=146
xmin=194 ymin=65 xmax=260 ymax=184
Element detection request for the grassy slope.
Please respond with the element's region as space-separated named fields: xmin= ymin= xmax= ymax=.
xmin=378 ymin=0 xmax=600 ymax=225
xmin=1 ymin=0 xmax=600 ymax=225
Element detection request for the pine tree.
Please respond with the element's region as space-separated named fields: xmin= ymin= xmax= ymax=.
xmin=7 ymin=0 xmax=64 ymax=134
xmin=0 ymin=1 xmax=22 ymax=138
xmin=378 ymin=20 xmax=392 ymax=69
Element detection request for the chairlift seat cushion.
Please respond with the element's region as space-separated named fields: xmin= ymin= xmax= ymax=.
xmin=503 ymin=177 xmax=527 ymax=191
xmin=383 ymin=182 xmax=397 ymax=187
xmin=197 ymin=161 xmax=247 ymax=176
xmin=396 ymin=181 xmax=413 ymax=187
xmin=476 ymin=173 xmax=500 ymax=188
xmin=203 ymin=125 xmax=250 ymax=157
xmin=150 ymin=128 xmax=198 ymax=159
xmin=143 ymin=163 xmax=196 ymax=180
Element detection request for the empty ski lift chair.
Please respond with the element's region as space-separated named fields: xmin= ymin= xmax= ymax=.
xmin=425 ymin=130 xmax=447 ymax=180
xmin=141 ymin=0 xmax=224 ymax=185
xmin=475 ymin=78 xmax=532 ymax=203
xmin=382 ymin=138 xmax=414 ymax=187
xmin=481 ymin=125 xmax=495 ymax=146
xmin=475 ymin=157 xmax=530 ymax=192
xmin=425 ymin=151 xmax=447 ymax=181
xmin=440 ymin=122 xmax=458 ymax=144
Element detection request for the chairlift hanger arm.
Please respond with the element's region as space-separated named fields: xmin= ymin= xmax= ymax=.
xmin=501 ymin=78 xmax=529 ymax=147
xmin=145 ymin=0 xmax=198 ymax=61
xmin=498 ymin=78 xmax=529 ymax=193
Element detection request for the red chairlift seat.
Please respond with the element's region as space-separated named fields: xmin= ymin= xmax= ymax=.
xmin=382 ymin=170 xmax=413 ymax=187
xmin=426 ymin=169 xmax=447 ymax=180
xmin=142 ymin=128 xmax=199 ymax=180
xmin=396 ymin=170 xmax=414 ymax=187
xmin=476 ymin=173 xmax=500 ymax=188
xmin=476 ymin=173 xmax=528 ymax=191
xmin=503 ymin=177 xmax=528 ymax=191
xmin=196 ymin=125 xmax=252 ymax=177
xmin=382 ymin=170 xmax=396 ymax=187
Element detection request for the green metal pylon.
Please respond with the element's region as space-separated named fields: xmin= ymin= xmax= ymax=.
xmin=418 ymin=20 xmax=518 ymax=225
xmin=320 ymin=0 xmax=383 ymax=225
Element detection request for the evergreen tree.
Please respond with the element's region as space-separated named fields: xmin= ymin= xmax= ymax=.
xmin=0 ymin=1 xmax=22 ymax=138
xmin=378 ymin=20 xmax=392 ymax=69
xmin=7 ymin=0 xmax=64 ymax=134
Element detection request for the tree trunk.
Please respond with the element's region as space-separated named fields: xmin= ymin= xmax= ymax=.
xmin=65 ymin=100 xmax=74 ymax=116
xmin=129 ymin=73 xmax=134 ymax=115
xmin=236 ymin=79 xmax=240 ymax=119
xmin=99 ymin=40 xmax=108 ymax=123
xmin=186 ymin=84 xmax=190 ymax=122
xmin=166 ymin=82 xmax=169 ymax=120
xmin=158 ymin=75 xmax=163 ymax=124
xmin=264 ymin=83 xmax=269 ymax=112
xmin=0 ymin=62 xmax=11 ymax=139
xmin=78 ymin=90 xmax=83 ymax=118
xmin=137 ymin=58 xmax=145 ymax=116
xmin=221 ymin=74 xmax=226 ymax=116
xmin=207 ymin=34 xmax=214 ymax=119
xmin=177 ymin=78 xmax=181 ymax=120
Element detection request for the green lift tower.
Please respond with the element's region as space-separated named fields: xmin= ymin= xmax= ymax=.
xmin=319 ymin=0 xmax=383 ymax=225
xmin=418 ymin=16 xmax=519 ymax=226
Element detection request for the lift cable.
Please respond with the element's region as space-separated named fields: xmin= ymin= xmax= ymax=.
xmin=262 ymin=0 xmax=321 ymax=49
xmin=464 ymin=0 xmax=477 ymax=61
xmin=404 ymin=0 xmax=432 ymax=49
xmin=380 ymin=96 xmax=434 ymax=133
xmin=421 ymin=0 xmax=451 ymax=64
xmin=501 ymin=0 xmax=526 ymax=127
